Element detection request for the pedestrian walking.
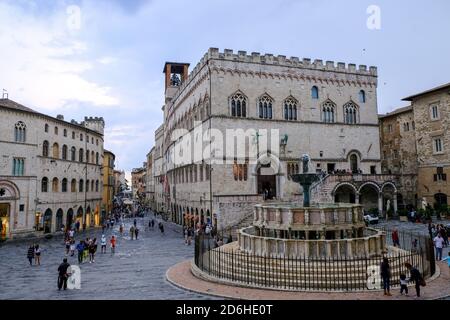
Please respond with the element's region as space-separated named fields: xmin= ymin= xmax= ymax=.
xmin=399 ymin=273 xmax=408 ymax=296
xmin=70 ymin=240 xmax=75 ymax=257
xmin=65 ymin=239 xmax=71 ymax=255
xmin=89 ymin=238 xmax=97 ymax=263
xmin=158 ymin=222 xmax=164 ymax=234
xmin=405 ymin=262 xmax=425 ymax=298
xmin=380 ymin=257 xmax=391 ymax=296
xmin=133 ymin=219 xmax=137 ymax=228
xmin=68 ymin=229 xmax=75 ymax=239
xmin=34 ymin=244 xmax=41 ymax=266
xmin=130 ymin=225 xmax=135 ymax=240
xmin=76 ymin=241 xmax=84 ymax=264
xmin=27 ymin=244 xmax=34 ymax=266
xmin=184 ymin=226 xmax=188 ymax=245
xmin=134 ymin=227 xmax=139 ymax=240
xmin=392 ymin=229 xmax=400 ymax=247
xmin=57 ymin=258 xmax=71 ymax=291
xmin=101 ymin=234 xmax=107 ymax=253
xmin=110 ymin=236 xmax=116 ymax=254
xmin=119 ymin=223 xmax=124 ymax=236
xmin=151 ymin=219 xmax=155 ymax=228
xmin=433 ymin=233 xmax=444 ymax=260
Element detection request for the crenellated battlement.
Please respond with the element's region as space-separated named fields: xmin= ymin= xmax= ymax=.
xmin=206 ymin=48 xmax=377 ymax=76
xmin=169 ymin=47 xmax=377 ymax=108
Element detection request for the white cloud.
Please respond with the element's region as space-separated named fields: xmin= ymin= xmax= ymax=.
xmin=97 ymin=57 xmax=118 ymax=65
xmin=0 ymin=2 xmax=119 ymax=110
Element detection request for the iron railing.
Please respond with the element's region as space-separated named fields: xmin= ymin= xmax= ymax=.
xmin=194 ymin=228 xmax=435 ymax=291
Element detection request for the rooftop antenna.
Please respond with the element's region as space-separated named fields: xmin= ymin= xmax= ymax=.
xmin=2 ymin=89 xmax=8 ymax=99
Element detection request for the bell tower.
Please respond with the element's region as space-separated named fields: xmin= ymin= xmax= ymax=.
xmin=163 ymin=62 xmax=189 ymax=101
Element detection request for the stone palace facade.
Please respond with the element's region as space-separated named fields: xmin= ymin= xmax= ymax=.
xmin=147 ymin=48 xmax=399 ymax=230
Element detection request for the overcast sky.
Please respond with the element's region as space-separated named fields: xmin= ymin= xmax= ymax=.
xmin=1 ymin=0 xmax=449 ymax=180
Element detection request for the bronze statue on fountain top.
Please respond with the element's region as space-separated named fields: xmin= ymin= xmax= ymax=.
xmin=290 ymin=154 xmax=320 ymax=207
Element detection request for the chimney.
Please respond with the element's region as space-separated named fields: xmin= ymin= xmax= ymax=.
xmin=56 ymin=114 xmax=64 ymax=120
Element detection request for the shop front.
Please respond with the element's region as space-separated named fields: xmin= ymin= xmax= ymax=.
xmin=0 ymin=203 xmax=10 ymax=240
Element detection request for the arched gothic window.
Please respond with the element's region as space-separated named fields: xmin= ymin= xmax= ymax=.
xmin=311 ymin=86 xmax=319 ymax=99
xmin=62 ymin=178 xmax=68 ymax=192
xmin=284 ymin=97 xmax=298 ymax=121
xmin=43 ymin=141 xmax=49 ymax=157
xmin=79 ymin=179 xmax=84 ymax=192
xmin=71 ymin=147 xmax=76 ymax=161
xmin=258 ymin=95 xmax=273 ymax=119
xmin=52 ymin=143 xmax=59 ymax=158
xmin=230 ymin=92 xmax=247 ymax=118
xmin=343 ymin=102 xmax=359 ymax=124
xmin=41 ymin=177 xmax=48 ymax=192
xmin=71 ymin=179 xmax=76 ymax=192
xmin=95 ymin=180 xmax=99 ymax=192
xmin=322 ymin=101 xmax=336 ymax=123
xmin=52 ymin=177 xmax=59 ymax=192
xmin=15 ymin=121 xmax=26 ymax=142
xmin=62 ymin=145 xmax=68 ymax=160
xmin=79 ymin=148 xmax=84 ymax=162
xmin=358 ymin=90 xmax=366 ymax=103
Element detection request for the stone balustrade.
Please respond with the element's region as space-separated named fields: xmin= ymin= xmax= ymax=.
xmin=238 ymin=226 xmax=386 ymax=259
xmin=253 ymin=203 xmax=365 ymax=232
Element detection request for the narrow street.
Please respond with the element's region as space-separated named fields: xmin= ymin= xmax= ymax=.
xmin=0 ymin=215 xmax=211 ymax=300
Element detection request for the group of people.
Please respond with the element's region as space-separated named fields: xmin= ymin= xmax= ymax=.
xmin=26 ymin=244 xmax=42 ymax=266
xmin=380 ymin=258 xmax=426 ymax=297
xmin=74 ymin=237 xmax=100 ymax=264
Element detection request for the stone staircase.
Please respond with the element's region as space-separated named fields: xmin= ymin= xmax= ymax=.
xmin=310 ymin=174 xmax=335 ymax=203
xmin=220 ymin=212 xmax=254 ymax=240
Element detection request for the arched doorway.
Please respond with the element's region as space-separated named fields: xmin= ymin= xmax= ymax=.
xmin=0 ymin=181 xmax=20 ymax=240
xmin=85 ymin=206 xmax=91 ymax=228
xmin=0 ymin=203 xmax=10 ymax=240
xmin=350 ymin=154 xmax=358 ymax=173
xmin=56 ymin=209 xmax=63 ymax=231
xmin=43 ymin=209 xmax=52 ymax=234
xmin=94 ymin=205 xmax=100 ymax=226
xmin=359 ymin=183 xmax=380 ymax=213
xmin=67 ymin=208 xmax=74 ymax=229
xmin=334 ymin=184 xmax=357 ymax=203
xmin=76 ymin=207 xmax=83 ymax=226
xmin=256 ymin=157 xmax=279 ymax=200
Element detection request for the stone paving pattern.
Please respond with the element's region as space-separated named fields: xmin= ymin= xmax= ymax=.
xmin=0 ymin=215 xmax=213 ymax=300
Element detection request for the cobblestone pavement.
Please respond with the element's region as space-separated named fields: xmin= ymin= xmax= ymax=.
xmin=0 ymin=214 xmax=213 ymax=300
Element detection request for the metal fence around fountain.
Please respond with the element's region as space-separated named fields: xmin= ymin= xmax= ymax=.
xmin=194 ymin=229 xmax=435 ymax=292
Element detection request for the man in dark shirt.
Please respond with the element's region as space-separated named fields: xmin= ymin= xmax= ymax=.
xmin=405 ymin=262 xmax=424 ymax=297
xmin=57 ymin=258 xmax=71 ymax=290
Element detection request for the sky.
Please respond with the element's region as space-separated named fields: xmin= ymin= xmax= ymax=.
xmin=1 ymin=0 xmax=449 ymax=180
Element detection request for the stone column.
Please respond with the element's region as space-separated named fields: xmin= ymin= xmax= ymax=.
xmin=346 ymin=240 xmax=353 ymax=257
xmin=355 ymin=192 xmax=360 ymax=204
xmin=326 ymin=242 xmax=332 ymax=258
xmin=378 ymin=193 xmax=383 ymax=217
xmin=393 ymin=193 xmax=398 ymax=216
